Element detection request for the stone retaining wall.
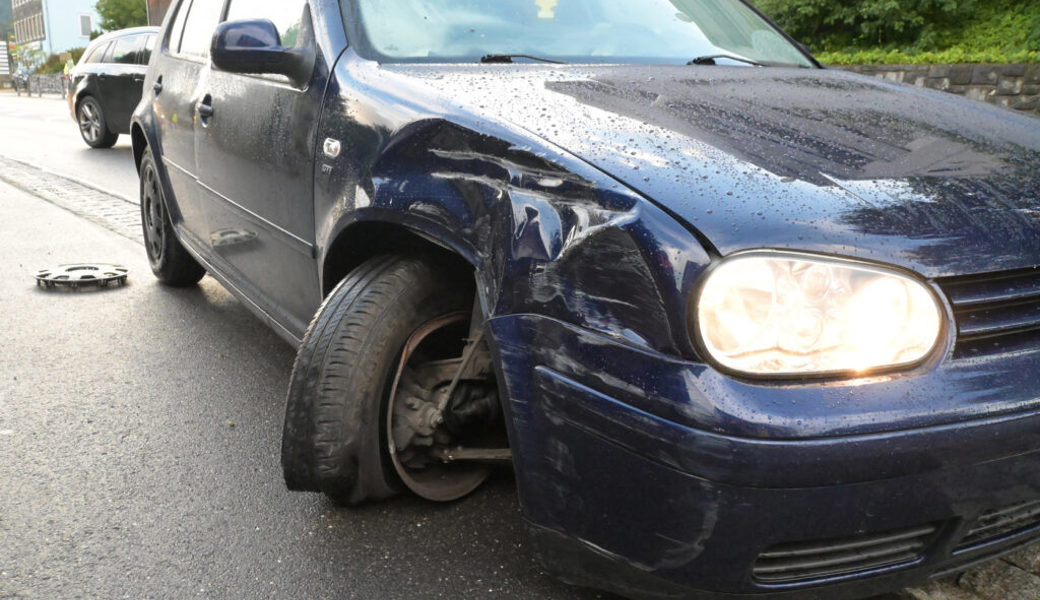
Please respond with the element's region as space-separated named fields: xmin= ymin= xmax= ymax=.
xmin=839 ymin=64 xmax=1040 ymax=115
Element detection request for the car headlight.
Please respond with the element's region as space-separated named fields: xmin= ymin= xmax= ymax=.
xmin=693 ymin=252 xmax=945 ymax=377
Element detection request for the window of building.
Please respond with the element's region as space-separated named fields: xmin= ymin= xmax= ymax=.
xmin=80 ymin=15 xmax=93 ymax=37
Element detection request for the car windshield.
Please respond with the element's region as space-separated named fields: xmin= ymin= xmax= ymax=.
xmin=344 ymin=0 xmax=813 ymax=67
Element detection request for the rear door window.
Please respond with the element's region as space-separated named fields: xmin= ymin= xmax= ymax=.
xmin=178 ymin=0 xmax=226 ymax=57
xmin=168 ymin=0 xmax=191 ymax=52
xmin=110 ymin=35 xmax=140 ymax=64
xmin=138 ymin=35 xmax=158 ymax=65
xmin=83 ymin=42 xmax=110 ymax=64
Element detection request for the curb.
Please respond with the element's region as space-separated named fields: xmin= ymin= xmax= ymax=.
xmin=0 ymin=154 xmax=137 ymax=206
xmin=0 ymin=155 xmax=142 ymax=245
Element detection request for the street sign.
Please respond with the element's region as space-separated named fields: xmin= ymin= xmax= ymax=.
xmin=0 ymin=44 xmax=10 ymax=76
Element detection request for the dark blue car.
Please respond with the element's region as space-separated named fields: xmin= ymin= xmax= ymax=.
xmin=131 ymin=1 xmax=1040 ymax=598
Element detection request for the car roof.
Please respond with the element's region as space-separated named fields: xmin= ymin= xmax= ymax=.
xmin=89 ymin=26 xmax=161 ymax=47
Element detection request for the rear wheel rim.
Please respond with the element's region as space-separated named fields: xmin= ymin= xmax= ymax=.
xmin=141 ymin=163 xmax=165 ymax=263
xmin=78 ymin=100 xmax=102 ymax=144
xmin=386 ymin=313 xmax=491 ymax=502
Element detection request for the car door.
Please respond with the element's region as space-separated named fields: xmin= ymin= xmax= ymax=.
xmin=95 ymin=33 xmax=147 ymax=133
xmin=193 ymin=0 xmax=323 ymax=336
xmin=74 ymin=39 xmax=111 ymax=101
xmin=127 ymin=34 xmax=158 ymax=115
xmin=151 ymin=0 xmax=225 ymax=247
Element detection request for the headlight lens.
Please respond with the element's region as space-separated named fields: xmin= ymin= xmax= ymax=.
xmin=694 ymin=253 xmax=944 ymax=377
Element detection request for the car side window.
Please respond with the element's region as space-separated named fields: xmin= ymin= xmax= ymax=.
xmin=138 ymin=35 xmax=157 ymax=65
xmin=83 ymin=42 xmax=109 ymax=64
xmin=179 ymin=0 xmax=227 ymax=58
xmin=110 ymin=36 xmax=139 ymax=64
xmin=168 ymin=0 xmax=192 ymax=52
xmin=225 ymin=0 xmax=306 ymax=47
xmin=101 ymin=41 xmax=117 ymax=63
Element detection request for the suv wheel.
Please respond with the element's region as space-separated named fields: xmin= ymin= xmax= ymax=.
xmin=282 ymin=256 xmax=498 ymax=505
xmin=140 ymin=148 xmax=205 ymax=286
xmin=76 ymin=96 xmax=119 ymax=149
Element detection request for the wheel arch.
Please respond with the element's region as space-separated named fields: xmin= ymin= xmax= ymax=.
xmin=320 ymin=219 xmax=478 ymax=299
xmin=73 ymin=87 xmax=92 ymax=110
xmin=131 ymin=122 xmax=147 ymax=173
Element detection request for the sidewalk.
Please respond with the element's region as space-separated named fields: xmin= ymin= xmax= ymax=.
xmin=0 ymin=86 xmax=67 ymax=99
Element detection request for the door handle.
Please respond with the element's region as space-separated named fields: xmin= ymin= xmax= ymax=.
xmin=153 ymin=76 xmax=163 ymax=94
xmin=197 ymin=96 xmax=215 ymax=119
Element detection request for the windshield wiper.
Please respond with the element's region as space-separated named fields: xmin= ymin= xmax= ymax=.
xmin=687 ymin=54 xmax=766 ymax=67
xmin=480 ymin=54 xmax=566 ymax=65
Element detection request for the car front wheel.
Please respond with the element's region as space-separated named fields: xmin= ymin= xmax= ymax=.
xmin=282 ymin=255 xmax=502 ymax=505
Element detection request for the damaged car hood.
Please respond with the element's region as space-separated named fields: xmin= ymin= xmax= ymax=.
xmin=384 ymin=64 xmax=1040 ymax=278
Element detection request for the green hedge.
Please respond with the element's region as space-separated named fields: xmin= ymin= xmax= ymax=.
xmin=35 ymin=48 xmax=86 ymax=74
xmin=755 ymin=0 xmax=1040 ymax=64
xmin=817 ymin=49 xmax=1040 ymax=65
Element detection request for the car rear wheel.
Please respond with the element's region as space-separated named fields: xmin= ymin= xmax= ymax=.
xmin=139 ymin=148 xmax=205 ymax=286
xmin=282 ymin=255 xmax=502 ymax=505
xmin=77 ymin=96 xmax=119 ymax=149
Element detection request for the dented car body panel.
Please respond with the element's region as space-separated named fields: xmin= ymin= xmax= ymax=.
xmin=132 ymin=0 xmax=1040 ymax=598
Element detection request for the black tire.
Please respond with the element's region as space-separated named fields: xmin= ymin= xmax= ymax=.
xmin=282 ymin=255 xmax=468 ymax=505
xmin=139 ymin=148 xmax=206 ymax=286
xmin=76 ymin=96 xmax=119 ymax=149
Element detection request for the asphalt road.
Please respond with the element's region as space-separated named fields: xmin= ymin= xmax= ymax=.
xmin=0 ymin=92 xmax=139 ymax=201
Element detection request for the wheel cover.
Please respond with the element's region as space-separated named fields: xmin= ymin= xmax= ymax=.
xmin=386 ymin=313 xmax=491 ymax=502
xmin=141 ymin=163 xmax=165 ymax=263
xmin=78 ymin=99 xmax=102 ymax=144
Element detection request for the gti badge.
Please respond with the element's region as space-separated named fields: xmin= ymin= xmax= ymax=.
xmin=323 ymin=138 xmax=342 ymax=159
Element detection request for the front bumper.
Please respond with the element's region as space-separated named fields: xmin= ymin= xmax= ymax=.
xmin=486 ymin=314 xmax=1040 ymax=599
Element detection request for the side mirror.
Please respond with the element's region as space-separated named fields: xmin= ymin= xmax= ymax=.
xmin=211 ymin=18 xmax=314 ymax=85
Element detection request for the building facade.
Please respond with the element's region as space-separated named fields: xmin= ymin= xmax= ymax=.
xmin=11 ymin=0 xmax=100 ymax=56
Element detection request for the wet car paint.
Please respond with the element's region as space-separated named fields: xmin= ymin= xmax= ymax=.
xmin=131 ymin=1 xmax=1040 ymax=598
xmin=382 ymin=63 xmax=1040 ymax=278
xmin=308 ymin=53 xmax=1040 ymax=439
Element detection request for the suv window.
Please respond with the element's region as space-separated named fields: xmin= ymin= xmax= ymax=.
xmin=110 ymin=35 xmax=140 ymax=64
xmin=226 ymin=0 xmax=305 ymax=47
xmin=83 ymin=42 xmax=110 ymax=64
xmin=138 ymin=34 xmax=157 ymax=65
xmin=178 ymin=0 xmax=225 ymax=57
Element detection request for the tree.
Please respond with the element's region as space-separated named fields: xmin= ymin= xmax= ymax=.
xmin=755 ymin=0 xmax=977 ymax=51
xmin=95 ymin=0 xmax=148 ymax=32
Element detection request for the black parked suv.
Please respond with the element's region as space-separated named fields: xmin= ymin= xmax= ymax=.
xmin=68 ymin=27 xmax=159 ymax=148
xmin=132 ymin=1 xmax=1040 ymax=599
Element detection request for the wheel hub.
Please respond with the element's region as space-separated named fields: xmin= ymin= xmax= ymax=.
xmin=386 ymin=314 xmax=501 ymax=502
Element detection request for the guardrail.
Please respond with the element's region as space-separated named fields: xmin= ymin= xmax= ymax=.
xmin=13 ymin=74 xmax=69 ymax=98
